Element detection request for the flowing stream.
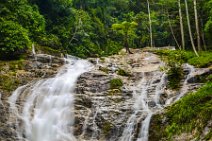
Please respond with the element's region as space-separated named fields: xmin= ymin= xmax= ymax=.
xmin=120 ymin=71 xmax=167 ymax=141
xmin=8 ymin=53 xmax=195 ymax=141
xmin=8 ymin=56 xmax=93 ymax=141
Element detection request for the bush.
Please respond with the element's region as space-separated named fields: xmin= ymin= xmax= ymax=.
xmin=153 ymin=49 xmax=212 ymax=68
xmin=165 ymin=82 xmax=212 ymax=139
xmin=188 ymin=52 xmax=212 ymax=68
xmin=167 ymin=66 xmax=184 ymax=90
xmin=110 ymin=78 xmax=123 ymax=89
xmin=0 ymin=20 xmax=31 ymax=59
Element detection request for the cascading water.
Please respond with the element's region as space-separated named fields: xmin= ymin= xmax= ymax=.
xmin=8 ymin=56 xmax=93 ymax=141
xmin=120 ymin=71 xmax=167 ymax=141
xmin=175 ymin=63 xmax=195 ymax=101
xmin=6 ymin=51 xmax=198 ymax=141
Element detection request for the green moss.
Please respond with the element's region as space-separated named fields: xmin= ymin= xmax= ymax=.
xmin=117 ymin=68 xmax=130 ymax=76
xmin=0 ymin=74 xmax=20 ymax=91
xmin=102 ymin=121 xmax=113 ymax=136
xmin=108 ymin=89 xmax=121 ymax=96
xmin=164 ymin=82 xmax=212 ymax=139
xmin=207 ymin=74 xmax=212 ymax=82
xmin=150 ymin=82 xmax=212 ymax=140
xmin=167 ymin=66 xmax=184 ymax=90
xmin=35 ymin=44 xmax=62 ymax=57
xmin=110 ymin=78 xmax=123 ymax=89
xmin=152 ymin=49 xmax=212 ymax=68
xmin=204 ymin=130 xmax=212 ymax=140
xmin=188 ymin=52 xmax=212 ymax=68
xmin=99 ymin=66 xmax=109 ymax=73
xmin=149 ymin=114 xmax=165 ymax=141
xmin=0 ymin=59 xmax=26 ymax=92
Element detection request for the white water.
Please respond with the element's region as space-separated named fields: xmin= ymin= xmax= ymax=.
xmin=8 ymin=56 xmax=93 ymax=141
xmin=175 ymin=64 xmax=195 ymax=101
xmin=120 ymin=71 xmax=167 ymax=141
xmin=7 ymin=53 xmax=195 ymax=141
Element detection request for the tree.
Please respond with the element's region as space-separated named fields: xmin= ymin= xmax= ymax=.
xmin=0 ymin=20 xmax=31 ymax=59
xmin=112 ymin=21 xmax=138 ymax=54
xmin=147 ymin=0 xmax=153 ymax=47
xmin=184 ymin=0 xmax=199 ymax=56
xmin=178 ymin=0 xmax=185 ymax=50
xmin=193 ymin=0 xmax=201 ymax=51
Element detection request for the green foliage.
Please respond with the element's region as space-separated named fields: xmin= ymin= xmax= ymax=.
xmin=110 ymin=78 xmax=123 ymax=89
xmin=1 ymin=0 xmax=212 ymax=59
xmin=112 ymin=21 xmax=138 ymax=48
xmin=0 ymin=20 xmax=31 ymax=59
xmin=0 ymin=74 xmax=20 ymax=91
xmin=154 ymin=49 xmax=212 ymax=68
xmin=188 ymin=52 xmax=212 ymax=68
xmin=103 ymin=40 xmax=123 ymax=56
xmin=167 ymin=66 xmax=184 ymax=90
xmin=37 ymin=34 xmax=62 ymax=49
xmin=117 ymin=68 xmax=130 ymax=77
xmin=165 ymin=82 xmax=212 ymax=139
xmin=35 ymin=44 xmax=62 ymax=57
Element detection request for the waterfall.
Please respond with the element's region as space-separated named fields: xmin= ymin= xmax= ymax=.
xmin=6 ymin=52 xmax=197 ymax=141
xmin=175 ymin=63 xmax=195 ymax=101
xmin=120 ymin=71 xmax=167 ymax=141
xmin=8 ymin=56 xmax=93 ymax=141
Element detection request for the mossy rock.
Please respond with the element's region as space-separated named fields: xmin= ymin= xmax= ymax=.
xmin=0 ymin=74 xmax=20 ymax=91
xmin=110 ymin=78 xmax=123 ymax=89
xmin=99 ymin=66 xmax=109 ymax=74
xmin=108 ymin=89 xmax=121 ymax=96
xmin=35 ymin=44 xmax=63 ymax=57
xmin=150 ymin=83 xmax=212 ymax=140
xmin=102 ymin=121 xmax=113 ymax=136
xmin=117 ymin=68 xmax=130 ymax=77
xmin=167 ymin=66 xmax=184 ymax=90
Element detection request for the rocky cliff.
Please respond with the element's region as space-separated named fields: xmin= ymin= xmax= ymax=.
xmin=0 ymin=49 xmax=211 ymax=141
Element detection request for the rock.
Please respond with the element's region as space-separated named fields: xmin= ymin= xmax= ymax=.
xmin=0 ymin=50 xmax=210 ymax=141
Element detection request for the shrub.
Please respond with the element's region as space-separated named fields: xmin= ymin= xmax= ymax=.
xmin=167 ymin=66 xmax=184 ymax=90
xmin=165 ymin=82 xmax=212 ymax=139
xmin=0 ymin=20 xmax=31 ymax=59
xmin=110 ymin=78 xmax=123 ymax=89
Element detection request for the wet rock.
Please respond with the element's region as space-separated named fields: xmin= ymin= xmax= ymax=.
xmin=1 ymin=50 xmax=210 ymax=141
xmin=148 ymin=101 xmax=156 ymax=107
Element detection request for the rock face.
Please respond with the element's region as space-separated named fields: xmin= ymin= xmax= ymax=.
xmin=0 ymin=49 xmax=210 ymax=141
xmin=0 ymin=54 xmax=64 ymax=141
xmin=72 ymin=50 xmax=210 ymax=141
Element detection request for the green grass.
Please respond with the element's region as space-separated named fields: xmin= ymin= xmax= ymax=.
xmin=152 ymin=49 xmax=212 ymax=68
xmin=188 ymin=52 xmax=212 ymax=68
xmin=164 ymin=82 xmax=212 ymax=139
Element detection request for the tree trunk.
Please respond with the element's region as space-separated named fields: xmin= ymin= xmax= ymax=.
xmin=200 ymin=18 xmax=207 ymax=50
xmin=194 ymin=0 xmax=201 ymax=51
xmin=184 ymin=0 xmax=199 ymax=56
xmin=178 ymin=0 xmax=185 ymax=50
xmin=124 ymin=34 xmax=133 ymax=54
xmin=167 ymin=11 xmax=180 ymax=49
xmin=147 ymin=0 xmax=153 ymax=47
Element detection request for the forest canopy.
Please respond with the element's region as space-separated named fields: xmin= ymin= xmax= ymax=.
xmin=0 ymin=0 xmax=212 ymax=59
